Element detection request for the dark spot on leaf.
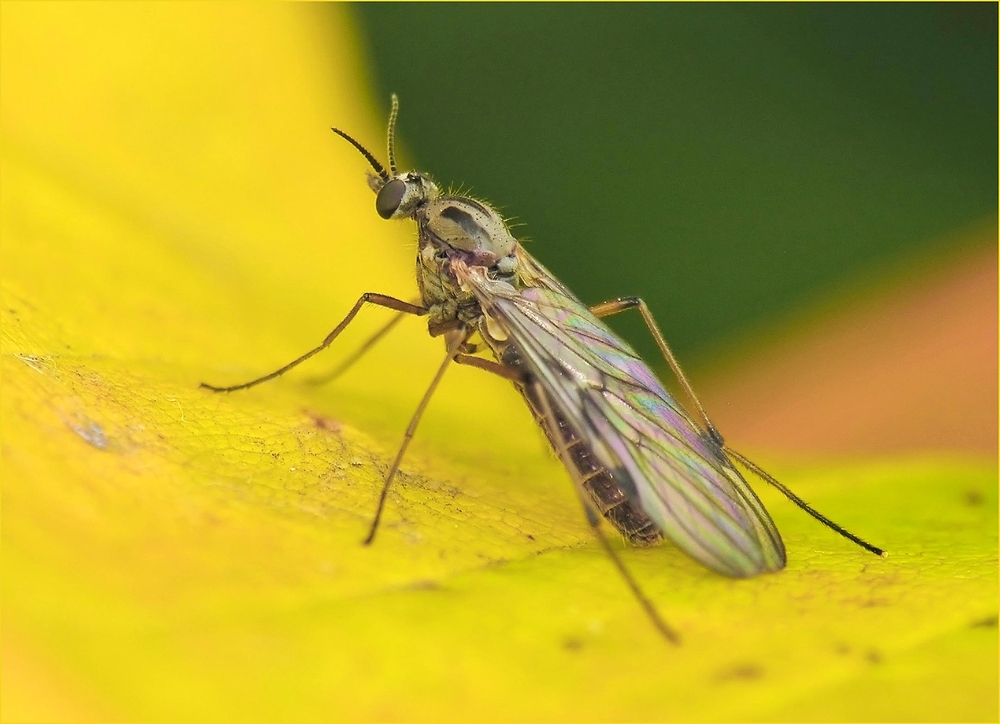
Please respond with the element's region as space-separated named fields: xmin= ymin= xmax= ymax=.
xmin=866 ymin=649 xmax=883 ymax=664
xmin=971 ymin=614 xmax=998 ymax=628
xmin=526 ymin=534 xmax=535 ymax=541
xmin=834 ymin=643 xmax=851 ymax=655
xmin=304 ymin=409 xmax=342 ymax=433
xmin=859 ymin=598 xmax=890 ymax=608
xmin=563 ymin=637 xmax=584 ymax=652
xmin=964 ymin=490 xmax=984 ymax=506
xmin=405 ymin=580 xmax=442 ymax=592
xmin=716 ymin=663 xmax=764 ymax=682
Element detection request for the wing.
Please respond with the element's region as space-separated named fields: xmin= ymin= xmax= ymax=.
xmin=456 ymin=254 xmax=786 ymax=577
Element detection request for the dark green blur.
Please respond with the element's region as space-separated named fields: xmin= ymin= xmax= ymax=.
xmin=348 ymin=3 xmax=996 ymax=359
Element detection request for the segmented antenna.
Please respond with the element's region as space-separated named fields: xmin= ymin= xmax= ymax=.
xmin=330 ymin=127 xmax=390 ymax=183
xmin=387 ymin=94 xmax=400 ymax=175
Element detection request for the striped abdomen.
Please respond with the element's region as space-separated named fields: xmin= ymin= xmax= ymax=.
xmin=503 ymin=347 xmax=662 ymax=546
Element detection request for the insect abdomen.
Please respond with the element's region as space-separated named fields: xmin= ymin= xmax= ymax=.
xmin=506 ymin=352 xmax=662 ymax=546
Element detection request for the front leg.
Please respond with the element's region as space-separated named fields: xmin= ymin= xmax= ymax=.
xmin=201 ymin=292 xmax=427 ymax=393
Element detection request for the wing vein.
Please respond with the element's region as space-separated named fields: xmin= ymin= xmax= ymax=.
xmin=456 ymin=260 xmax=786 ymax=576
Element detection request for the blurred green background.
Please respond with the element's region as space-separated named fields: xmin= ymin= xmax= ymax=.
xmin=348 ymin=3 xmax=996 ymax=361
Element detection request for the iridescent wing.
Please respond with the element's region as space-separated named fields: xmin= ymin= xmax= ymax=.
xmin=456 ymin=252 xmax=786 ymax=577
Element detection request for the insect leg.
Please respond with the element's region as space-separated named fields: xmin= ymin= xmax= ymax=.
xmin=304 ymin=297 xmax=423 ymax=386
xmin=529 ymin=379 xmax=681 ymax=645
xmin=725 ymin=448 xmax=886 ymax=557
xmin=589 ymin=297 xmax=722 ymax=443
xmin=452 ymin=354 xmax=525 ymax=382
xmin=201 ymin=293 xmax=427 ymax=393
xmin=452 ymin=355 xmax=677 ymax=637
xmin=363 ymin=330 xmax=468 ymax=545
xmin=591 ymin=299 xmax=886 ymax=559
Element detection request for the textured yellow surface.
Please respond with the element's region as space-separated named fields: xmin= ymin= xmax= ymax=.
xmin=2 ymin=4 xmax=997 ymax=721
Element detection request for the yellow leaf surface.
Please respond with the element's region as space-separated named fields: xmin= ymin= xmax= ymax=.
xmin=2 ymin=4 xmax=996 ymax=721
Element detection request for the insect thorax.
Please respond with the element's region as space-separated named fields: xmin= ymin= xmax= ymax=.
xmin=415 ymin=194 xmax=519 ymax=340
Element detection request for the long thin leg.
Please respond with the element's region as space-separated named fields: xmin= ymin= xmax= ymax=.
xmin=529 ymin=379 xmax=680 ymax=645
xmin=725 ymin=448 xmax=886 ymax=557
xmin=304 ymin=309 xmax=409 ymax=386
xmin=452 ymin=354 xmax=525 ymax=383
xmin=452 ymin=354 xmax=678 ymax=641
xmin=363 ymin=330 xmax=467 ymax=545
xmin=589 ymin=297 xmax=721 ymax=443
xmin=201 ymin=293 xmax=426 ymax=393
xmin=592 ymin=296 xmax=885 ymax=558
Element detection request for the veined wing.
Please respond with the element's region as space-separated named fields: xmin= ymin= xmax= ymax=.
xmin=456 ymin=254 xmax=786 ymax=577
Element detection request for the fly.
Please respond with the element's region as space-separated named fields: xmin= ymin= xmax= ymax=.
xmin=202 ymin=96 xmax=885 ymax=643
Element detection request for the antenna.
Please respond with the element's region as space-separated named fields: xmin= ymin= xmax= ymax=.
xmin=387 ymin=94 xmax=400 ymax=175
xmin=330 ymin=127 xmax=390 ymax=183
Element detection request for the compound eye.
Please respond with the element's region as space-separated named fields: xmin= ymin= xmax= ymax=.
xmin=375 ymin=179 xmax=406 ymax=219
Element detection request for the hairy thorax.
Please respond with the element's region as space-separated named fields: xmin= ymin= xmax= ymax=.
xmin=414 ymin=194 xmax=520 ymax=347
xmin=411 ymin=191 xmax=662 ymax=548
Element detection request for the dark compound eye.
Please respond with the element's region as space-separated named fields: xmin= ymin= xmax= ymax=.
xmin=375 ymin=179 xmax=406 ymax=219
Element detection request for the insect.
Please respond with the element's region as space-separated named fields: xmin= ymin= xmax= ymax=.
xmin=202 ymin=96 xmax=884 ymax=643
